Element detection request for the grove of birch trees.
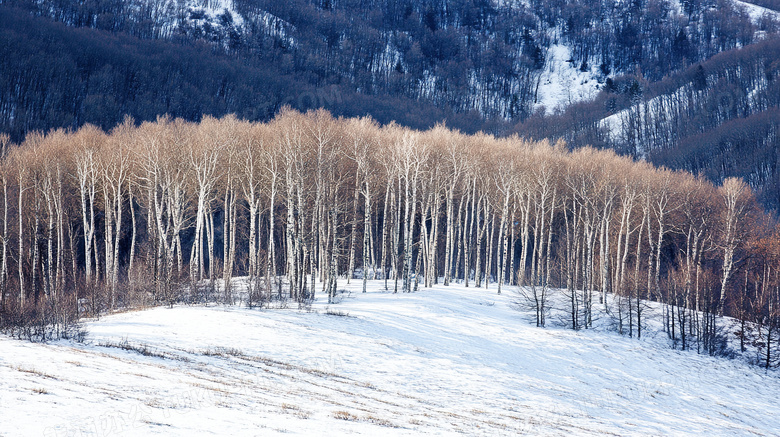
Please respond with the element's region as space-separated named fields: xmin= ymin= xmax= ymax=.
xmin=0 ymin=109 xmax=778 ymax=367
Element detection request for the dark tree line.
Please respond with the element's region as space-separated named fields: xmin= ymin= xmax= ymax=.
xmin=0 ymin=6 xmax=498 ymax=143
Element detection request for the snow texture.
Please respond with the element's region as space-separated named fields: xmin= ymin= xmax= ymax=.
xmin=1 ymin=280 xmax=779 ymax=436
xmin=534 ymin=44 xmax=602 ymax=115
xmin=734 ymin=0 xmax=780 ymax=22
xmin=199 ymin=0 xmax=244 ymax=26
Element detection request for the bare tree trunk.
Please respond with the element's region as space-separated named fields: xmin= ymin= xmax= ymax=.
xmin=0 ymin=175 xmax=7 ymax=309
xmin=497 ymin=193 xmax=510 ymax=295
xmin=68 ymin=220 xmax=78 ymax=301
xmin=112 ymin=178 xmax=124 ymax=303
xmin=584 ymin=211 xmax=596 ymax=328
xmin=420 ymin=192 xmax=432 ymax=288
xmin=645 ymin=199 xmax=655 ymax=301
xmin=328 ymin=199 xmax=339 ymax=303
xmin=599 ymin=194 xmax=614 ymax=305
xmin=223 ymin=185 xmax=231 ymax=296
xmin=443 ymin=186 xmax=455 ymax=286
xmin=362 ymin=178 xmax=371 ymax=293
xmin=509 ymin=202 xmax=517 ymax=286
xmin=247 ymin=197 xmax=258 ymax=283
xmin=633 ymin=207 xmax=647 ymax=338
xmin=347 ymin=175 xmax=360 ymax=284
xmin=718 ymin=179 xmax=749 ymax=314
xmin=530 ymin=200 xmax=541 ymax=287
xmin=103 ymin=185 xmax=114 ymax=308
xmin=453 ymin=194 xmax=466 ymax=283
xmin=392 ymin=176 xmax=401 ymax=293
xmin=564 ymin=199 xmax=577 ymax=329
xmin=380 ymin=181 xmax=391 ymax=290
xmin=465 ymin=179 xmax=477 ymax=287
xmin=475 ymin=195 xmax=487 ymax=288
xmin=402 ymin=168 xmax=419 ymax=294
xmin=227 ymin=186 xmax=238 ymax=302
xmin=172 ymin=184 xmax=185 ymax=280
xmin=267 ymin=174 xmax=277 ymax=291
xmin=54 ymin=167 xmax=64 ymax=294
xmin=285 ymin=162 xmax=297 ymax=298
xmin=77 ymin=152 xmax=97 ymax=286
xmin=32 ymin=191 xmax=40 ymax=302
xmin=429 ymin=189 xmax=441 ymax=286
xmin=44 ymin=177 xmax=55 ymax=297
xmin=519 ymin=191 xmax=532 ymax=286
xmin=128 ymin=181 xmax=136 ymax=279
xmin=618 ymin=189 xmax=637 ymax=294
xmin=485 ymin=210 xmax=495 ymax=289
xmin=295 ymin=175 xmax=307 ymax=301
xmin=544 ymin=188 xmax=556 ymax=288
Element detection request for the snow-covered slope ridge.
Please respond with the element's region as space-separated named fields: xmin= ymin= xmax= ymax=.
xmin=1 ymin=280 xmax=778 ymax=436
xmin=734 ymin=0 xmax=780 ymax=22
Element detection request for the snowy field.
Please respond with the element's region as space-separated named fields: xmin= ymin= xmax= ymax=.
xmin=1 ymin=280 xmax=779 ymax=436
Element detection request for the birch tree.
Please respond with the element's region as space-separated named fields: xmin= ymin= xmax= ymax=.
xmin=73 ymin=125 xmax=103 ymax=287
xmin=101 ymin=120 xmax=132 ymax=307
xmin=717 ymin=177 xmax=754 ymax=314
xmin=0 ymin=135 xmax=10 ymax=310
xmin=345 ymin=117 xmax=379 ymax=293
xmin=189 ymin=117 xmax=224 ymax=284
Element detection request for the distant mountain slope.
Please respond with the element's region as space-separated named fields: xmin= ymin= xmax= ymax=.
xmin=3 ymin=0 xmax=776 ymax=120
xmin=0 ymin=6 xmax=495 ymax=141
xmin=516 ymin=36 xmax=780 ymax=210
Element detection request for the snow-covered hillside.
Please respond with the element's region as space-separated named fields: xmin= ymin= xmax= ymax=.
xmin=734 ymin=0 xmax=780 ymax=23
xmin=534 ymin=44 xmax=602 ymax=114
xmin=1 ymin=281 xmax=779 ymax=436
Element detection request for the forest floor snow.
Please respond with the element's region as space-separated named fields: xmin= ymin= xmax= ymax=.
xmin=1 ymin=279 xmax=779 ymax=436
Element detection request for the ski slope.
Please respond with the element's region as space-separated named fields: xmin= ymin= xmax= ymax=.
xmin=1 ymin=280 xmax=779 ymax=436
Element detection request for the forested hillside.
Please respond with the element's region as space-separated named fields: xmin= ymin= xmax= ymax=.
xmin=518 ymin=35 xmax=780 ymax=210
xmin=1 ymin=111 xmax=779 ymax=368
xmin=5 ymin=0 xmax=778 ymax=116
xmin=2 ymin=0 xmax=780 ymax=208
xmin=3 ymin=0 xmax=772 ymax=117
xmin=0 ymin=7 xmax=493 ymax=144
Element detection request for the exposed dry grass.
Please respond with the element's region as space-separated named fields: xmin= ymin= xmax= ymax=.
xmin=281 ymin=403 xmax=311 ymax=419
xmin=362 ymin=414 xmax=398 ymax=428
xmin=333 ymin=410 xmax=359 ymax=421
xmin=15 ymin=366 xmax=57 ymax=379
